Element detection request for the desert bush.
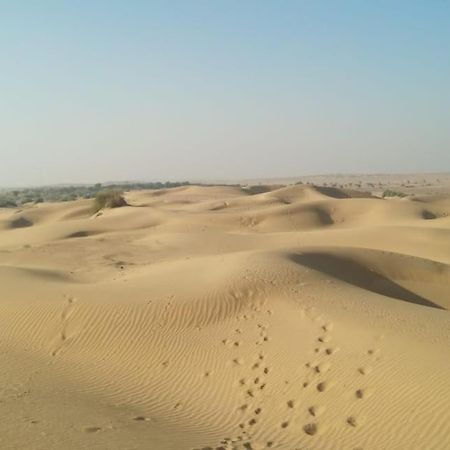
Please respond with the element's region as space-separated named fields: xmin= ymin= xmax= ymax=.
xmin=243 ymin=184 xmax=284 ymax=195
xmin=0 ymin=197 xmax=17 ymax=208
xmin=382 ymin=189 xmax=407 ymax=198
xmin=93 ymin=190 xmax=127 ymax=211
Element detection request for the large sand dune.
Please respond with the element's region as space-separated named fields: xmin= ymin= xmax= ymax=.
xmin=0 ymin=185 xmax=449 ymax=450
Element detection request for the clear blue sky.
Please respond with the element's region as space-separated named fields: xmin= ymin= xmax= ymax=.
xmin=1 ymin=1 xmax=449 ymax=186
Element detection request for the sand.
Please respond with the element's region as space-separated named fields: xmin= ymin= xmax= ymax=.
xmin=0 ymin=184 xmax=449 ymax=450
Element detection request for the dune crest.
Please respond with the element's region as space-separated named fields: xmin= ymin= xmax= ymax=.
xmin=0 ymin=185 xmax=449 ymax=450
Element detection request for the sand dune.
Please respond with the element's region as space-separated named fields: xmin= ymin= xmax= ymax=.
xmin=0 ymin=184 xmax=449 ymax=450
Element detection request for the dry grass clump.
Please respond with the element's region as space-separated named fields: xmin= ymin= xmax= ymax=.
xmin=93 ymin=190 xmax=127 ymax=212
xmin=382 ymin=189 xmax=407 ymax=198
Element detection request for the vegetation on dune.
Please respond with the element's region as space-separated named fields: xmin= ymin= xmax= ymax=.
xmin=93 ymin=190 xmax=128 ymax=212
xmin=0 ymin=181 xmax=191 ymax=208
xmin=243 ymin=185 xmax=283 ymax=195
xmin=0 ymin=198 xmax=18 ymax=208
xmin=382 ymin=189 xmax=408 ymax=198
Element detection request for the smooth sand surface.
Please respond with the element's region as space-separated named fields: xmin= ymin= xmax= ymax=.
xmin=0 ymin=184 xmax=449 ymax=450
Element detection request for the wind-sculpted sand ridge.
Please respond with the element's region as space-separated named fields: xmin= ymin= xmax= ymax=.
xmin=0 ymin=184 xmax=449 ymax=449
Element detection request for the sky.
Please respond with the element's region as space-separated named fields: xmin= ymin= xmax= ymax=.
xmin=1 ymin=1 xmax=449 ymax=186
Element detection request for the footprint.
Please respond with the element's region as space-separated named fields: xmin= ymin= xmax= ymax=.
xmin=322 ymin=323 xmax=333 ymax=332
xmin=316 ymin=382 xmax=329 ymax=392
xmin=280 ymin=421 xmax=289 ymax=429
xmin=315 ymin=362 xmax=331 ymax=374
xmin=287 ymin=400 xmax=295 ymax=408
xmin=84 ymin=427 xmax=101 ymax=433
xmin=355 ymin=388 xmax=373 ymax=399
xmin=325 ymin=347 xmax=339 ymax=355
xmin=318 ymin=335 xmax=331 ymax=343
xmin=133 ymin=416 xmax=148 ymax=421
xmin=308 ymin=405 xmax=325 ymax=417
xmin=303 ymin=423 xmax=318 ymax=436
xmin=347 ymin=416 xmax=359 ymax=427
xmin=358 ymin=367 xmax=372 ymax=375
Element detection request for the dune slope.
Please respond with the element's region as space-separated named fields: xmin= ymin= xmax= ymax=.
xmin=0 ymin=185 xmax=449 ymax=450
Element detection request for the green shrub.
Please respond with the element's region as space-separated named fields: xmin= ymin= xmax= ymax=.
xmin=93 ymin=190 xmax=127 ymax=212
xmin=0 ymin=197 xmax=17 ymax=208
xmin=243 ymin=185 xmax=283 ymax=195
xmin=382 ymin=189 xmax=407 ymax=198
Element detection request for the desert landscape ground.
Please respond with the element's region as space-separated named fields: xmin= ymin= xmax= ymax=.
xmin=0 ymin=177 xmax=449 ymax=450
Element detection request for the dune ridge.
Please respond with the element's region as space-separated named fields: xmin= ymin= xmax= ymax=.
xmin=0 ymin=184 xmax=449 ymax=450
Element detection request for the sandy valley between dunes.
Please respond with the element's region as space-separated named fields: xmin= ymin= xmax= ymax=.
xmin=0 ymin=184 xmax=449 ymax=450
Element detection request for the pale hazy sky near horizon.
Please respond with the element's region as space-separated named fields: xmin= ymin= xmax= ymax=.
xmin=1 ymin=1 xmax=449 ymax=186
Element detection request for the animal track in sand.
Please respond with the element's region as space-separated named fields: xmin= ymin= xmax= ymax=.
xmin=347 ymin=415 xmax=360 ymax=427
xmin=246 ymin=389 xmax=255 ymax=398
xmin=84 ymin=427 xmax=101 ymax=433
xmin=303 ymin=423 xmax=318 ymax=436
xmin=133 ymin=416 xmax=150 ymax=422
xmin=316 ymin=381 xmax=329 ymax=392
xmin=358 ymin=366 xmax=372 ymax=375
xmin=355 ymin=388 xmax=373 ymax=399
xmin=325 ymin=347 xmax=339 ymax=355
xmin=51 ymin=296 xmax=77 ymax=356
xmin=367 ymin=348 xmax=380 ymax=356
xmin=308 ymin=405 xmax=325 ymax=417
xmin=314 ymin=362 xmax=331 ymax=374
xmin=61 ymin=296 xmax=76 ymax=320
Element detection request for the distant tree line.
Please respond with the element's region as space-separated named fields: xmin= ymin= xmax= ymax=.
xmin=0 ymin=181 xmax=191 ymax=208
